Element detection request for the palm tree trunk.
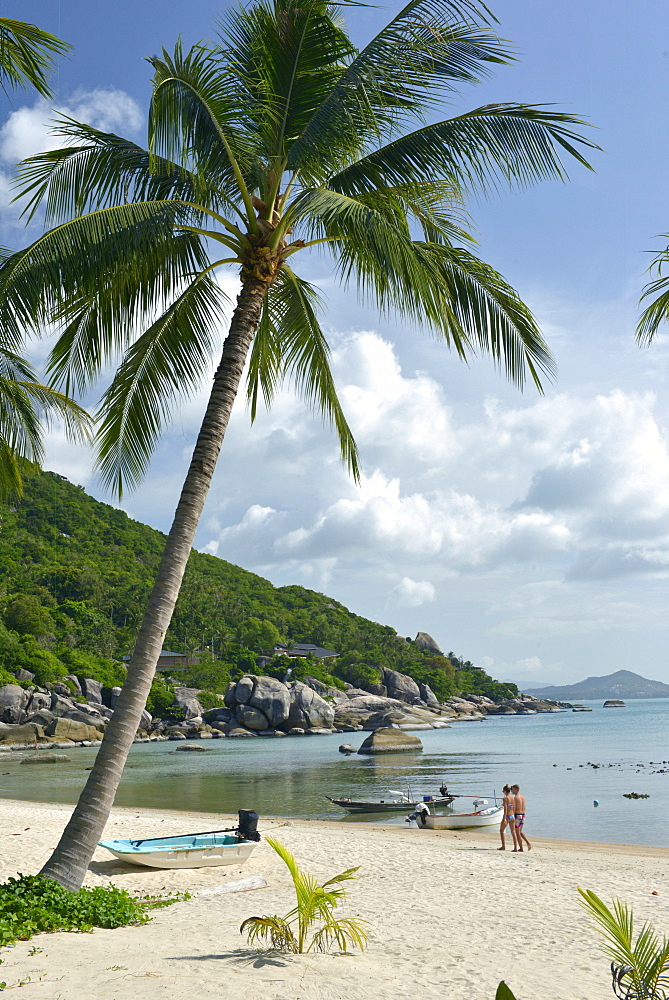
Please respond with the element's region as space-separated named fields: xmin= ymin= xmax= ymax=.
xmin=39 ymin=273 xmax=270 ymax=890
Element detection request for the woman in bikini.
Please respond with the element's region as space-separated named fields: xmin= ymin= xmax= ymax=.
xmin=498 ymin=784 xmax=517 ymax=850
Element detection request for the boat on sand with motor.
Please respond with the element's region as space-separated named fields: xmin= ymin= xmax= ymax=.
xmin=408 ymin=798 xmax=503 ymax=830
xmin=99 ymin=809 xmax=261 ymax=869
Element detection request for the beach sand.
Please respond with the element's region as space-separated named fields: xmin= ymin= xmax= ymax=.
xmin=1 ymin=798 xmax=668 ymax=1000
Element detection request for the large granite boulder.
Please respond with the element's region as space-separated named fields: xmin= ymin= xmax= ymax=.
xmin=0 ymin=685 xmax=29 ymax=724
xmin=50 ymin=693 xmax=77 ymax=717
xmin=383 ymin=668 xmax=421 ymax=704
xmin=173 ymin=686 xmax=205 ymax=720
xmin=236 ymin=704 xmax=270 ymax=730
xmin=285 ymin=681 xmax=335 ymax=731
xmin=63 ymin=674 xmax=82 ymax=695
xmin=303 ymin=675 xmax=327 ymax=695
xmin=0 ymin=722 xmax=45 ymax=743
xmin=108 ymin=686 xmax=122 ymax=709
xmin=357 ymin=728 xmax=423 ymax=754
xmin=419 ymin=683 xmax=439 ymax=707
xmin=28 ymin=709 xmax=54 ymax=728
xmin=249 ymin=676 xmax=291 ymax=727
xmin=26 ymin=690 xmax=51 ymax=715
xmin=235 ymin=676 xmax=254 ymax=705
xmin=14 ymin=669 xmax=35 ymax=683
xmin=224 ymin=682 xmax=237 ymax=707
xmin=414 ymin=632 xmax=443 ymax=654
xmin=63 ymin=709 xmax=106 ymax=732
xmin=82 ymin=678 xmax=103 ymax=705
xmin=45 ymin=718 xmax=102 ymax=741
xmin=139 ymin=709 xmax=152 ymax=731
xmin=203 ymin=707 xmax=236 ymax=727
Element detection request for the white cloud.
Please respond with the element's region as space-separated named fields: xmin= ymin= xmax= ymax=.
xmin=0 ymin=89 xmax=142 ymax=165
xmin=0 ymin=89 xmax=143 ymax=236
xmin=389 ymin=577 xmax=436 ymax=607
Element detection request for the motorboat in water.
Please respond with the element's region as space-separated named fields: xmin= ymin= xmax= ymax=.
xmin=327 ymin=786 xmax=456 ymax=814
xmin=408 ymin=798 xmax=503 ymax=830
xmin=99 ymin=809 xmax=261 ymax=869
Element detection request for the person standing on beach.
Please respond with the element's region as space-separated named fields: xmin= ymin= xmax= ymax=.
xmin=511 ymin=784 xmax=531 ymax=852
xmin=498 ymin=784 xmax=517 ymax=851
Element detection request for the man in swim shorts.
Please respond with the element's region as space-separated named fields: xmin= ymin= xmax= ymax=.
xmin=511 ymin=784 xmax=531 ymax=852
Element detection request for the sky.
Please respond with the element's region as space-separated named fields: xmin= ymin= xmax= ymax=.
xmin=3 ymin=0 xmax=669 ymax=687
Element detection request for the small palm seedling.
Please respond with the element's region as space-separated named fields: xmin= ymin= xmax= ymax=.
xmin=240 ymin=836 xmax=368 ymax=954
xmin=579 ymin=888 xmax=669 ymax=1000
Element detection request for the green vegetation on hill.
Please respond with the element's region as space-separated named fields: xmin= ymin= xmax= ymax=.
xmin=0 ymin=470 xmax=517 ymax=703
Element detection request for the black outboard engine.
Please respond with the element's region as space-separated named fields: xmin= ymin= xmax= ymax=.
xmin=237 ymin=808 xmax=260 ymax=842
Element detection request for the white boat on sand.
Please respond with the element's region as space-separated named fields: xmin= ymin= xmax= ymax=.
xmin=99 ymin=809 xmax=261 ymax=869
xmin=409 ymin=798 xmax=503 ymax=830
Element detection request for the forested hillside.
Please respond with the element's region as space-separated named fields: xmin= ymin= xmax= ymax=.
xmin=0 ymin=470 xmax=517 ymax=704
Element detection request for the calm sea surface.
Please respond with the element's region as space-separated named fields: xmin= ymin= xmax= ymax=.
xmin=1 ymin=699 xmax=667 ymax=846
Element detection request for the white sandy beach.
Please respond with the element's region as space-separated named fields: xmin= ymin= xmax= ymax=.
xmin=1 ymin=798 xmax=668 ymax=1000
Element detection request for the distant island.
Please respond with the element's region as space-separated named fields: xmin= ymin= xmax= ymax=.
xmin=524 ymin=669 xmax=669 ymax=700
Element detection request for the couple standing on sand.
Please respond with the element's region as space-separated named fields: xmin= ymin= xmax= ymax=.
xmin=499 ymin=784 xmax=531 ymax=852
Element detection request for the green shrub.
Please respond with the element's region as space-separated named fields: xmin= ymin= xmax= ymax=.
xmin=146 ymin=676 xmax=177 ymax=718
xmin=198 ymin=690 xmax=222 ymax=710
xmin=0 ymin=667 xmax=19 ymax=687
xmin=55 ymin=647 xmax=126 ymax=688
xmin=287 ymin=659 xmax=345 ymax=690
xmin=179 ymin=656 xmax=230 ymax=693
xmin=0 ymin=874 xmax=186 ymax=949
xmin=332 ymin=661 xmax=381 ymax=691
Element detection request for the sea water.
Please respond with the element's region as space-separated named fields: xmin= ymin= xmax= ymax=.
xmin=1 ymin=699 xmax=666 ymax=846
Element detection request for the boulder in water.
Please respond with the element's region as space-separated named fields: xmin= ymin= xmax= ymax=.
xmin=357 ymin=727 xmax=422 ymax=754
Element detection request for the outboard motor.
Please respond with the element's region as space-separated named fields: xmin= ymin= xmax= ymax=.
xmin=237 ymin=808 xmax=260 ymax=842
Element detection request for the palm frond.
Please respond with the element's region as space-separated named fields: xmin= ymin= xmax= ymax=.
xmin=288 ymin=0 xmax=509 ymax=178
xmin=637 ymin=242 xmax=669 ymax=345
xmin=0 ymin=203 xmax=205 ymax=392
xmin=329 ymin=104 xmax=597 ymax=200
xmin=423 ymin=243 xmax=555 ymax=390
xmin=579 ymin=888 xmax=669 ymax=999
xmin=220 ymin=0 xmax=355 ymax=166
xmin=15 ymin=121 xmax=216 ymax=226
xmin=94 ymin=273 xmax=228 ymax=498
xmin=249 ymin=268 xmax=360 ymax=480
xmin=0 ymin=17 xmax=70 ymax=99
xmin=149 ymin=40 xmax=255 ymax=215
xmin=0 ymin=348 xmax=93 ymax=500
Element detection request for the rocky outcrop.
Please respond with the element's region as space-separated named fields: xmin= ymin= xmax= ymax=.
xmin=249 ymin=676 xmax=291 ymax=727
xmin=334 ymin=694 xmax=452 ymax=731
xmin=82 ymin=678 xmax=103 ymax=704
xmin=383 ymin=668 xmax=421 ymax=704
xmin=414 ymin=632 xmax=443 ymax=654
xmin=222 ymin=674 xmax=334 ymax=734
xmin=173 ymin=687 xmax=205 ymax=720
xmin=285 ymin=681 xmax=335 ymax=730
xmin=0 ymin=685 xmax=29 ymax=724
xmin=0 ymin=722 xmax=45 ymax=743
xmin=357 ymin=727 xmax=423 ymax=754
xmin=45 ymin=718 xmax=103 ymax=741
xmin=419 ymin=683 xmax=439 ymax=707
xmin=236 ymin=704 xmax=270 ymax=730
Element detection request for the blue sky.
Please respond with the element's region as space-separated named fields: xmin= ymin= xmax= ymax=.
xmin=5 ymin=1 xmax=669 ymax=686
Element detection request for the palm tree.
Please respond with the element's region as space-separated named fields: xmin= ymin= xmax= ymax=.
xmin=0 ymin=0 xmax=596 ymax=889
xmin=0 ymin=19 xmax=90 ymax=497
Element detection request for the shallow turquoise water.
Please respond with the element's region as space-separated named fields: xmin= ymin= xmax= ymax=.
xmin=1 ymin=699 xmax=666 ymax=846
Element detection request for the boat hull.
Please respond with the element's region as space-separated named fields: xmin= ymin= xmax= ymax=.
xmin=416 ymin=806 xmax=503 ymax=830
xmin=99 ymin=834 xmax=258 ymax=869
xmin=327 ymin=795 xmax=454 ymax=814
